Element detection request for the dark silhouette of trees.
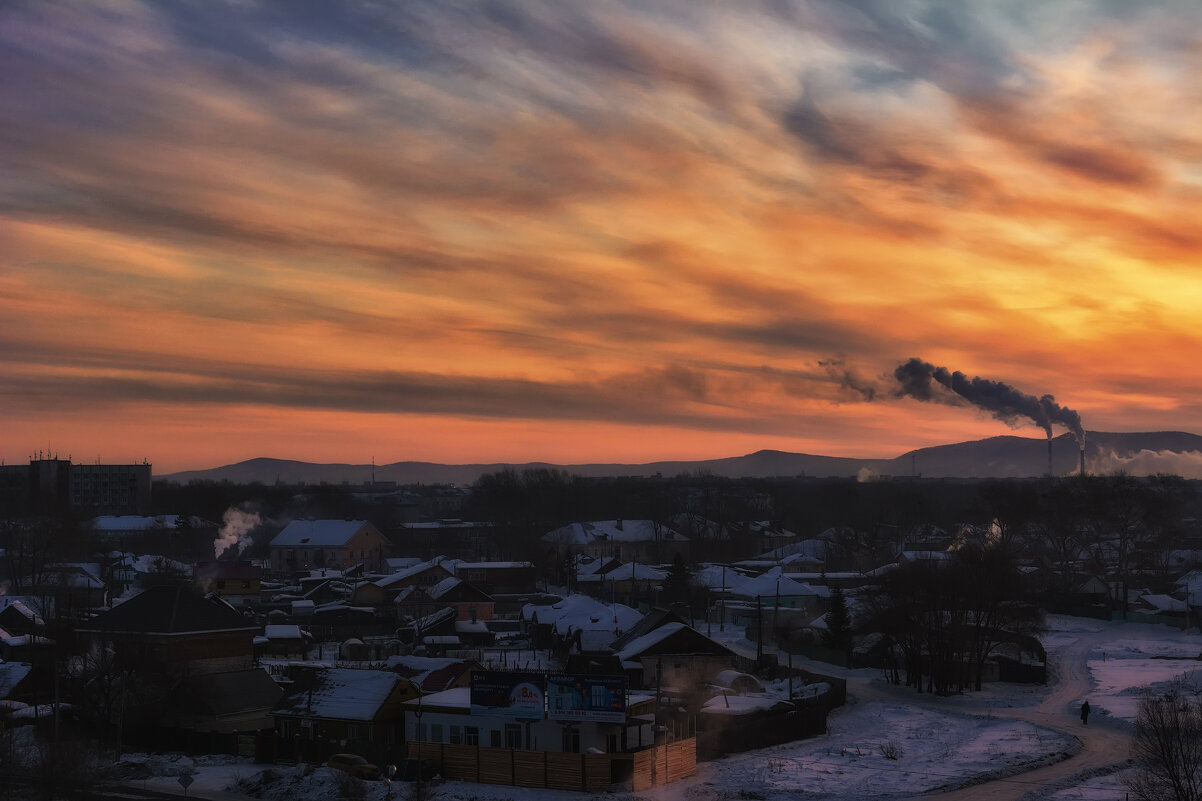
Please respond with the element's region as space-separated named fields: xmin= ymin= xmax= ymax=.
xmin=867 ymin=544 xmax=1039 ymax=694
xmin=1128 ymin=684 xmax=1202 ymax=801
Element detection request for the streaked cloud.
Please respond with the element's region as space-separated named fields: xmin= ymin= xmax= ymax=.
xmin=2 ymin=1 xmax=1202 ymax=470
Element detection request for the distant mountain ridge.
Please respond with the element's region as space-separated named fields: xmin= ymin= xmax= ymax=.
xmin=160 ymin=430 xmax=1202 ymax=485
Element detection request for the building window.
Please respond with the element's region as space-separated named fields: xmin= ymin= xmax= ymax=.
xmin=490 ymin=730 xmax=501 ymax=748
xmin=464 ymin=726 xmax=479 ymax=746
xmin=562 ymin=727 xmax=580 ymax=754
xmin=450 ymin=725 xmax=461 ymax=744
xmin=504 ymin=724 xmax=521 ymax=749
xmin=431 ymin=724 xmax=443 ymax=743
xmin=280 ymin=720 xmax=293 ymax=738
xmin=347 ymin=724 xmax=360 ymax=741
xmin=607 ymin=733 xmax=620 ymax=753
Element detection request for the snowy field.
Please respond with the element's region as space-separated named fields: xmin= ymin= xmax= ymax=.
xmin=91 ymin=614 xmax=1202 ymax=801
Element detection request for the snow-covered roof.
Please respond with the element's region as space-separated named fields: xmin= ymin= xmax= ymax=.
xmin=1139 ymin=594 xmax=1188 ymax=613
xmin=402 ymin=686 xmax=470 ymax=711
xmin=376 ymin=558 xmax=453 ymax=589
xmin=0 ymin=599 xmax=43 ymax=626
xmin=270 ymin=520 xmax=374 ymax=547
xmin=384 ymin=656 xmax=476 ymax=693
xmin=726 ymin=567 xmax=825 ymax=599
xmin=615 ymin=622 xmax=686 ymax=661
xmin=273 ymin=668 xmax=401 ymax=721
xmin=578 ymin=562 xmax=667 ymax=582
xmin=543 ymin=520 xmax=687 ymax=545
xmin=264 ymin=624 xmax=308 ymax=640
xmin=427 ymin=576 xmax=462 ymax=600
xmin=521 ymin=594 xmax=641 ymax=635
xmin=0 ymin=662 xmax=34 ymax=698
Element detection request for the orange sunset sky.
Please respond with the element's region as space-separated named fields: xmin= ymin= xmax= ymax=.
xmin=3 ymin=2 xmax=1202 ymax=474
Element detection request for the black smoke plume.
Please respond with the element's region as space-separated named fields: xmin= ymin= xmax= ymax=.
xmin=892 ymin=358 xmax=1085 ymax=444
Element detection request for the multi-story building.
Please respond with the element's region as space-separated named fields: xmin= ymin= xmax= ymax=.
xmin=0 ymin=456 xmax=152 ymax=516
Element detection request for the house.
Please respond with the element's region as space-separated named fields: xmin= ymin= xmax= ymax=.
xmin=21 ymin=563 xmax=108 ymax=620
xmin=270 ymin=667 xmax=418 ymax=763
xmin=576 ymin=562 xmax=667 ymax=607
xmin=543 ymin=520 xmax=690 ymax=564
xmin=351 ymin=558 xmax=455 ymax=606
xmin=255 ymin=624 xmax=313 ymax=659
xmin=0 ymin=599 xmax=44 ymax=637
xmin=269 ymin=520 xmax=387 ymax=576
xmin=423 ymin=577 xmax=495 ymax=622
xmin=613 ymin=622 xmax=736 ymax=690
xmin=194 ymin=561 xmax=263 ymax=606
xmin=77 ymin=585 xmax=258 ymax=680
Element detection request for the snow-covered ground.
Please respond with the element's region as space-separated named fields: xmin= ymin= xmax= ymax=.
xmin=91 ymin=614 xmax=1201 ymax=801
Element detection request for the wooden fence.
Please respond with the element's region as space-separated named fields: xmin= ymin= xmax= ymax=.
xmin=407 ymin=738 xmax=696 ymax=792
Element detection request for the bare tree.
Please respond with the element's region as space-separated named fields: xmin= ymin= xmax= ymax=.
xmin=1128 ymin=684 xmax=1202 ymax=801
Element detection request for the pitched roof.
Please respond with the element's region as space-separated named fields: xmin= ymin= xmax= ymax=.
xmin=615 ymin=622 xmax=734 ymax=662
xmin=270 ymin=520 xmax=375 ymax=547
xmin=79 ymin=586 xmax=258 ymax=635
xmin=272 ymin=668 xmax=402 ymax=721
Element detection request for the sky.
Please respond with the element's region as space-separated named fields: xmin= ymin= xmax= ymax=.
xmin=3 ymin=1 xmax=1202 ymax=474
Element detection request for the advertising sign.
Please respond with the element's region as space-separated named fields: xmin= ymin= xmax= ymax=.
xmin=470 ymin=671 xmax=546 ymax=719
xmin=546 ymin=674 xmax=626 ymax=723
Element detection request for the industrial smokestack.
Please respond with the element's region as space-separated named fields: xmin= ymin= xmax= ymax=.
xmin=1048 ymin=438 xmax=1054 ymax=478
xmin=1080 ymin=447 xmax=1086 ymax=477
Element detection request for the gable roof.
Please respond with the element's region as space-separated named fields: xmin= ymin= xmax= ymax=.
xmin=272 ymin=668 xmax=403 ymax=721
xmin=270 ymin=520 xmax=376 ymax=548
xmin=78 ymin=585 xmax=257 ymax=635
xmin=615 ymin=622 xmax=735 ymax=662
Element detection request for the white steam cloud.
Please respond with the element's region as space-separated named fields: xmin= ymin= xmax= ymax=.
xmin=1089 ymin=449 xmax=1202 ymax=479
xmin=213 ymin=506 xmax=261 ymax=559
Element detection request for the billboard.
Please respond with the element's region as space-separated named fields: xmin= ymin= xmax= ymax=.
xmin=546 ymin=674 xmax=626 ymax=723
xmin=470 ymin=671 xmax=546 ymax=719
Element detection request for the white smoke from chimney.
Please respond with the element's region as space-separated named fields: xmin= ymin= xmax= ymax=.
xmin=214 ymin=506 xmax=261 ymax=559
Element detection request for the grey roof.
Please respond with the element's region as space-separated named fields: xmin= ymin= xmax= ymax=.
xmin=270 ymin=520 xmax=375 ymax=548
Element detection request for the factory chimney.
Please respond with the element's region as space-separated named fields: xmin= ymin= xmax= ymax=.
xmin=1047 ymin=438 xmax=1053 ymax=477
xmin=1079 ymin=447 xmax=1086 ymax=477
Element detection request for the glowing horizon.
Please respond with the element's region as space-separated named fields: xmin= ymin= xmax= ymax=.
xmin=3 ymin=2 xmax=1202 ymax=475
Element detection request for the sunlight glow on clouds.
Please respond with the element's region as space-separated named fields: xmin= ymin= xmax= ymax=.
xmin=2 ymin=1 xmax=1202 ymax=471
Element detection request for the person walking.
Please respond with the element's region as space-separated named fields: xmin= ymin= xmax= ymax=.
xmin=1080 ymin=700 xmax=1090 ymax=725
